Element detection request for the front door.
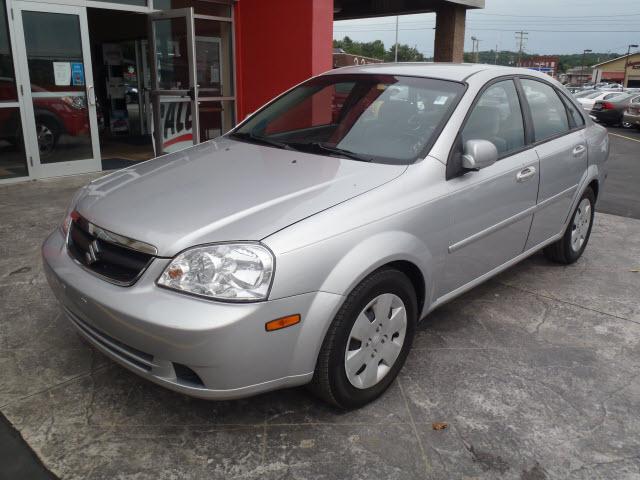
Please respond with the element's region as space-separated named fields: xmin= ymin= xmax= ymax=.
xmin=149 ymin=8 xmax=199 ymax=155
xmin=439 ymin=78 xmax=540 ymax=297
xmin=12 ymin=2 xmax=101 ymax=178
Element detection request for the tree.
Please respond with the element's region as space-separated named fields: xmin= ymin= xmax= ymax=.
xmin=384 ymin=44 xmax=426 ymax=62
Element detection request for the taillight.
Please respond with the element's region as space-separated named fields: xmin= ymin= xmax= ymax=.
xmin=601 ymin=102 xmax=615 ymax=110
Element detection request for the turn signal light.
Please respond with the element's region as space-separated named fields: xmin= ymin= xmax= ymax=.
xmin=265 ymin=314 xmax=301 ymax=332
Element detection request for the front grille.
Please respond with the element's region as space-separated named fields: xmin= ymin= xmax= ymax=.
xmin=66 ymin=307 xmax=154 ymax=372
xmin=67 ymin=215 xmax=155 ymax=286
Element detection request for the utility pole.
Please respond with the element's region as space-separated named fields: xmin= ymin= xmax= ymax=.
xmin=581 ymin=49 xmax=592 ymax=86
xmin=470 ymin=36 xmax=480 ymax=63
xmin=495 ymin=44 xmax=499 ymax=65
xmin=394 ymin=15 xmax=399 ymax=62
xmin=515 ymin=31 xmax=528 ymax=67
xmin=624 ymin=44 xmax=639 ymax=89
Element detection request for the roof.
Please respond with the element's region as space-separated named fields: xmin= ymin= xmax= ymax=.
xmin=324 ymin=62 xmax=536 ymax=82
xmin=592 ymin=53 xmax=640 ymax=68
xmin=334 ymin=0 xmax=484 ymax=21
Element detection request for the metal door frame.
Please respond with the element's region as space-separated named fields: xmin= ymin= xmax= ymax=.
xmin=148 ymin=7 xmax=199 ymax=155
xmin=11 ymin=1 xmax=101 ymax=178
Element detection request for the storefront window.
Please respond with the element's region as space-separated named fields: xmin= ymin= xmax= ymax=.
xmin=154 ymin=0 xmax=231 ymax=17
xmin=0 ymin=0 xmax=17 ymax=101
xmin=154 ymin=17 xmax=190 ymax=90
xmin=23 ymin=11 xmax=93 ymax=163
xmin=0 ymin=108 xmax=29 ymax=179
xmin=199 ymin=100 xmax=233 ymax=141
xmin=195 ymin=19 xmax=233 ymax=98
xmin=91 ymin=0 xmax=147 ymax=7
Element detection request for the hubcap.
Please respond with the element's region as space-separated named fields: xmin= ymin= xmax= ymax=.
xmin=571 ymin=198 xmax=592 ymax=253
xmin=344 ymin=293 xmax=407 ymax=390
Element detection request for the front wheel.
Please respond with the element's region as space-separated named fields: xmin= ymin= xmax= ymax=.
xmin=309 ymin=268 xmax=417 ymax=409
xmin=543 ymin=187 xmax=596 ymax=264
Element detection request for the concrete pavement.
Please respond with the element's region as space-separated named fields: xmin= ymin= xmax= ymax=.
xmin=1 ymin=172 xmax=639 ymax=479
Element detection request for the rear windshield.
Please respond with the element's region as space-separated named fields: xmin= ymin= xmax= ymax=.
xmin=231 ymin=74 xmax=465 ymax=164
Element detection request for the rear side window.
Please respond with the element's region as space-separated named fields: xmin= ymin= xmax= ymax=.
xmin=462 ymin=80 xmax=525 ymax=156
xmin=559 ymin=92 xmax=585 ymax=128
xmin=521 ymin=79 xmax=569 ymax=142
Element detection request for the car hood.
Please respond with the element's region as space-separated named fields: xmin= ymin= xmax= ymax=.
xmin=76 ymin=138 xmax=407 ymax=256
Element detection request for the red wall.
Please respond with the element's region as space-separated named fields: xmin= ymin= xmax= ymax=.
xmin=234 ymin=0 xmax=333 ymax=121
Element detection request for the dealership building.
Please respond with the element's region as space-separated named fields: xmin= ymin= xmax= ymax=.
xmin=591 ymin=53 xmax=640 ymax=88
xmin=0 ymin=0 xmax=483 ymax=183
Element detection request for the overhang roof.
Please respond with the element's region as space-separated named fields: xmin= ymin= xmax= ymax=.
xmin=592 ymin=52 xmax=640 ymax=69
xmin=334 ymin=0 xmax=484 ymax=21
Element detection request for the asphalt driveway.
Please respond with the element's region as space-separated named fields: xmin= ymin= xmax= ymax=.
xmin=1 ymin=135 xmax=639 ymax=479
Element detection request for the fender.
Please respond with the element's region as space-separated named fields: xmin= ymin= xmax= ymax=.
xmin=317 ymin=230 xmax=434 ymax=317
xmin=287 ymin=230 xmax=434 ymax=375
xmin=562 ymin=164 xmax=603 ymax=230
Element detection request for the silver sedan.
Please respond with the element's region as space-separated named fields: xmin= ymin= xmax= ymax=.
xmin=43 ymin=64 xmax=609 ymax=409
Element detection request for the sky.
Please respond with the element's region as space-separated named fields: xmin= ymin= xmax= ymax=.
xmin=333 ymin=0 xmax=640 ymax=57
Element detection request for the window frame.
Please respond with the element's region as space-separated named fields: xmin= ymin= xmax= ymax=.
xmin=446 ymin=75 xmax=530 ymax=180
xmin=516 ymin=76 xmax=587 ymax=147
xmin=446 ymin=74 xmax=589 ymax=181
xmin=517 ymin=77 xmax=575 ymax=145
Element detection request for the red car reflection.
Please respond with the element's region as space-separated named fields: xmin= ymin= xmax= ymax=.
xmin=0 ymin=78 xmax=102 ymax=157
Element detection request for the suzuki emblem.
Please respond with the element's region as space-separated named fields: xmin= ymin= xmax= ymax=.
xmin=85 ymin=240 xmax=100 ymax=265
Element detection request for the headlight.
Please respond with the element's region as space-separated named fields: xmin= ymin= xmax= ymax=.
xmin=157 ymin=243 xmax=274 ymax=301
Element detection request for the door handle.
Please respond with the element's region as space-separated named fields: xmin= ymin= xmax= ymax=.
xmin=87 ymin=85 xmax=96 ymax=106
xmin=516 ymin=166 xmax=536 ymax=182
xmin=573 ymin=145 xmax=587 ymax=156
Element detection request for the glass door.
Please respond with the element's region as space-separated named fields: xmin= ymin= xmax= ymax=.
xmin=12 ymin=2 xmax=101 ymax=178
xmin=149 ymin=8 xmax=198 ymax=154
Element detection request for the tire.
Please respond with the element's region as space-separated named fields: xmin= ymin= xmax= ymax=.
xmin=543 ymin=187 xmax=596 ymax=264
xmin=36 ymin=117 xmax=60 ymax=158
xmin=308 ymin=267 xmax=417 ymax=409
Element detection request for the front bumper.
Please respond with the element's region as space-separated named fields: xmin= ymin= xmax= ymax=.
xmin=42 ymin=229 xmax=343 ymax=399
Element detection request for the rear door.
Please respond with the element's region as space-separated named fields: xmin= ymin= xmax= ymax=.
xmin=521 ymin=79 xmax=589 ymax=249
xmin=440 ymin=78 xmax=539 ymax=296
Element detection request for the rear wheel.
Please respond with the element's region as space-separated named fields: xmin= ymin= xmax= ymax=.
xmin=309 ymin=268 xmax=417 ymax=409
xmin=543 ymin=187 xmax=595 ymax=264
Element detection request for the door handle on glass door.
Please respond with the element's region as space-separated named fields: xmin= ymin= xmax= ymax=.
xmin=573 ymin=145 xmax=586 ymax=156
xmin=516 ymin=166 xmax=536 ymax=182
xmin=87 ymin=86 xmax=96 ymax=106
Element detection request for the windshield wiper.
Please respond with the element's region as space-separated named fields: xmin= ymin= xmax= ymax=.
xmin=229 ymin=131 xmax=294 ymax=150
xmin=289 ymin=142 xmax=373 ymax=162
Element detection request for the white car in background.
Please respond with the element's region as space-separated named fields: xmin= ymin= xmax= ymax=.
xmin=576 ymin=91 xmax=625 ymax=112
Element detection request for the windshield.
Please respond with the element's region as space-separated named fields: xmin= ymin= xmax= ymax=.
xmin=231 ymin=74 xmax=465 ymax=164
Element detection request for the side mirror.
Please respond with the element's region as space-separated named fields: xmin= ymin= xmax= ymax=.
xmin=462 ymin=139 xmax=498 ymax=171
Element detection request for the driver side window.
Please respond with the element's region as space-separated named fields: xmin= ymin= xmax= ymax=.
xmin=462 ymin=80 xmax=526 ymax=157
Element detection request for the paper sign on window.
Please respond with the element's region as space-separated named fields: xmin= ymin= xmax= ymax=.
xmin=53 ymin=62 xmax=71 ymax=86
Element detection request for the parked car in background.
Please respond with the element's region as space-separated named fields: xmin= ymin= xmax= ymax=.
xmin=591 ymin=93 xmax=640 ymax=126
xmin=577 ymin=90 xmax=625 ymax=112
xmin=43 ymin=64 xmax=609 ymax=409
xmin=574 ymin=89 xmax=597 ymax=99
xmin=596 ymin=82 xmax=623 ymax=91
xmin=623 ymin=96 xmax=640 ymax=129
